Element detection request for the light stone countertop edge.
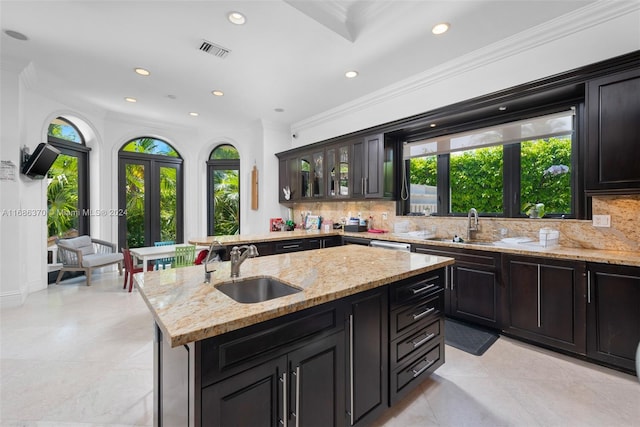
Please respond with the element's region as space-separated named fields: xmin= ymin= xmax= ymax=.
xmin=135 ymin=245 xmax=455 ymax=347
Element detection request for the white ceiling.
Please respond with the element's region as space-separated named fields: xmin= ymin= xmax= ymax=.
xmin=1 ymin=0 xmax=605 ymax=131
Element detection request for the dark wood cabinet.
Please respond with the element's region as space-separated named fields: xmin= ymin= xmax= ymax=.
xmin=276 ymin=132 xmax=393 ymax=202
xmin=413 ymin=244 xmax=501 ymax=329
xmin=346 ymin=288 xmax=388 ymax=425
xmin=388 ymin=271 xmax=445 ymax=404
xmin=503 ymin=255 xmax=586 ymax=354
xmin=587 ymin=263 xmax=640 ymax=373
xmin=363 ymin=134 xmax=384 ymax=198
xmin=304 ymin=235 xmax=342 ymax=250
xmin=278 ymin=155 xmax=298 ymax=202
xmin=586 ymin=67 xmax=640 ymax=194
xmin=202 ymin=355 xmax=286 ymax=426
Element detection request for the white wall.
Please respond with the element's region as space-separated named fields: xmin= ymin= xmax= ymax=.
xmin=0 ymin=63 xmax=281 ymax=307
xmin=291 ymin=6 xmax=640 ymax=146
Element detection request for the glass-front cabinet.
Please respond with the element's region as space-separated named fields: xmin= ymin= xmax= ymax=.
xmin=300 ymin=149 xmax=324 ymax=199
xmin=326 ymin=144 xmax=350 ymax=198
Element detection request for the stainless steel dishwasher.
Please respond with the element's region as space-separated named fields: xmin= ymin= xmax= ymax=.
xmin=369 ymin=240 xmax=411 ymax=252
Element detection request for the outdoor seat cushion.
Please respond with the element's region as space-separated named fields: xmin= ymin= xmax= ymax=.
xmin=81 ymin=252 xmax=123 ymax=268
xmin=59 ymin=235 xmax=95 ymax=255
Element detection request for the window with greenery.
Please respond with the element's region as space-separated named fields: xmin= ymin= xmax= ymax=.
xmin=118 ymin=137 xmax=183 ymax=249
xmin=207 ymin=144 xmax=240 ymax=236
xmin=403 ymin=109 xmax=575 ymax=218
xmin=47 ymin=117 xmax=90 ymax=242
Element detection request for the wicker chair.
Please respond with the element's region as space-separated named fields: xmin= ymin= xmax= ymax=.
xmin=56 ymin=236 xmax=123 ymax=286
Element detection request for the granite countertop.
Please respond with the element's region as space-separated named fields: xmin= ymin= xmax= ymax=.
xmin=190 ymin=229 xmax=638 ymax=267
xmin=188 ymin=229 xmax=341 ymax=246
xmin=342 ymin=232 xmax=640 ymax=267
xmin=136 ymin=245 xmax=454 ymax=348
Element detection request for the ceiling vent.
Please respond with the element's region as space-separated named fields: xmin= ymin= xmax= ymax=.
xmin=199 ymin=40 xmax=231 ymax=58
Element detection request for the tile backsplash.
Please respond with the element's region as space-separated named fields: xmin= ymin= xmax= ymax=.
xmin=292 ymin=195 xmax=639 ymax=252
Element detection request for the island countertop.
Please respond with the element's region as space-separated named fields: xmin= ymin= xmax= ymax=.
xmin=135 ymin=245 xmax=454 ymax=348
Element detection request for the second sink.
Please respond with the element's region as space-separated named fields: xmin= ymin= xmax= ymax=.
xmin=215 ymin=277 xmax=302 ymax=304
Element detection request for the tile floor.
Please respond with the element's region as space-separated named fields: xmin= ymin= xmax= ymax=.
xmin=1 ymin=271 xmax=638 ymax=426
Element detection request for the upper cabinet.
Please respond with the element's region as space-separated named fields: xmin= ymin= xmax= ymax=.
xmin=276 ymin=133 xmax=395 ymax=203
xmin=586 ymin=67 xmax=640 ymax=194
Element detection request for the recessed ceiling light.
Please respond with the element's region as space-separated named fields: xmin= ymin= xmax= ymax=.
xmin=345 ymin=70 xmax=359 ymax=79
xmin=125 ymin=97 xmax=137 ymax=103
xmin=212 ymin=90 xmax=224 ymax=96
xmin=432 ymin=23 xmax=450 ymax=35
xmin=228 ymin=11 xmax=246 ymax=25
xmin=430 ymin=123 xmax=437 ymax=128
xmin=189 ymin=112 xmax=199 ymax=117
xmin=498 ymin=106 xmax=507 ymax=111
xmin=134 ymin=67 xmax=150 ymax=76
xmin=274 ymin=108 xmax=285 ymax=113
xmin=4 ymin=29 xmax=28 ymax=41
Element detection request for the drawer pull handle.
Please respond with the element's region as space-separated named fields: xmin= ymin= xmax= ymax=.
xmin=411 ymin=332 xmax=435 ymax=348
xmin=412 ymin=283 xmax=435 ymax=295
xmin=411 ymin=358 xmax=435 ymax=378
xmin=412 ymin=307 xmax=435 ymax=320
xmin=281 ymin=244 xmax=300 ymax=249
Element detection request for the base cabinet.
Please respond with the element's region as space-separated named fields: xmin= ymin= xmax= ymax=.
xmin=587 ymin=263 xmax=640 ymax=373
xmin=503 ymin=255 xmax=586 ymax=354
xmin=413 ymin=244 xmax=501 ymax=329
xmin=155 ymin=269 xmax=447 ymax=426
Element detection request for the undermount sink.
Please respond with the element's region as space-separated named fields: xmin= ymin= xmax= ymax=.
xmin=428 ymin=238 xmax=495 ymax=246
xmin=215 ymin=277 xmax=302 ymax=304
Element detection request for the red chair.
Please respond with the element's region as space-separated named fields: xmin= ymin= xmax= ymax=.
xmin=122 ymin=248 xmax=143 ymax=292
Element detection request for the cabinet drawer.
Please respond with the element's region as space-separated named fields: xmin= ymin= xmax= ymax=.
xmin=390 ymin=272 xmax=444 ymax=307
xmin=200 ymin=304 xmax=343 ymax=386
xmin=390 ymin=291 xmax=443 ymax=340
xmin=275 ymin=240 xmax=304 ymax=253
xmin=391 ymin=318 xmax=441 ymax=365
xmin=390 ymin=340 xmax=443 ymax=403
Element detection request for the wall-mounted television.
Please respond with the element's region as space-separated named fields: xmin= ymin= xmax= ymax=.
xmin=21 ymin=143 xmax=61 ymax=179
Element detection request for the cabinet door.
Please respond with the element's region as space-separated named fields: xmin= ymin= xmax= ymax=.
xmin=451 ymin=265 xmax=500 ymax=328
xmin=278 ymin=156 xmax=298 ymax=202
xmin=347 ymin=289 xmax=388 ymax=425
xmin=352 ymin=140 xmax=364 ymax=198
xmin=364 ymin=134 xmax=384 ymax=198
xmin=505 ymin=256 xmax=586 ymax=353
xmin=287 ymin=332 xmax=345 ymax=427
xmin=586 ymin=68 xmax=640 ymax=193
xmin=202 ymin=355 xmax=287 ymax=427
xmin=587 ymin=263 xmax=640 ymax=372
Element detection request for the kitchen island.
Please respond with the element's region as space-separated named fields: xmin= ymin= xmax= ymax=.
xmin=137 ymin=245 xmax=454 ymax=427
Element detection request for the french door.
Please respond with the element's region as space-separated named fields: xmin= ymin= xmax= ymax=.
xmin=118 ymin=154 xmax=183 ymax=249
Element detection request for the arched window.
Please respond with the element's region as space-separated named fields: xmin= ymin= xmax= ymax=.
xmin=47 ymin=117 xmax=90 ymax=241
xmin=118 ymin=137 xmax=183 ymax=249
xmin=207 ymin=144 xmax=240 ymax=235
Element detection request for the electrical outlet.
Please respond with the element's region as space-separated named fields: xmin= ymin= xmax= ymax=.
xmin=593 ymin=214 xmax=611 ymax=227
xmin=382 ymin=212 xmax=388 ymax=221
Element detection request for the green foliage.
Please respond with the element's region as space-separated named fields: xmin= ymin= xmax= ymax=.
xmin=125 ymin=164 xmax=146 ymax=248
xmin=408 ymin=136 xmax=572 ymax=216
xmin=521 ymin=138 xmax=571 ymax=215
xmin=47 ymin=154 xmax=78 ymax=238
xmin=450 ymin=146 xmax=504 ymax=213
xmin=210 ymin=145 xmax=240 ymax=160
xmin=213 ymin=170 xmax=240 ymax=235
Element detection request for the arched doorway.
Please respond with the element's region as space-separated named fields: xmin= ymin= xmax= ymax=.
xmin=47 ymin=117 xmax=91 ymax=242
xmin=118 ymin=137 xmax=184 ymax=249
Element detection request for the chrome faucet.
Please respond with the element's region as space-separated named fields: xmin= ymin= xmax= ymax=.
xmin=204 ymin=240 xmax=225 ymax=283
xmin=230 ymin=245 xmax=259 ymax=278
xmin=467 ymin=208 xmax=479 ymax=241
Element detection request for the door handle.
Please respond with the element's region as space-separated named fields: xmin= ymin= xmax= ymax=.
xmin=280 ymin=371 xmax=288 ymax=427
xmin=349 ymin=314 xmax=354 ymax=425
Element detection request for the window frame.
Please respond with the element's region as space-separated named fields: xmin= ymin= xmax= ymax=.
xmin=401 ymin=102 xmax=585 ymax=219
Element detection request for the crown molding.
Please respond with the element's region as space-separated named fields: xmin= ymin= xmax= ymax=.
xmin=292 ymin=0 xmax=640 ymax=134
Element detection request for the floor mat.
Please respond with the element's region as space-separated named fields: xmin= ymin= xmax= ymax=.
xmin=445 ymin=318 xmax=499 ymax=356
